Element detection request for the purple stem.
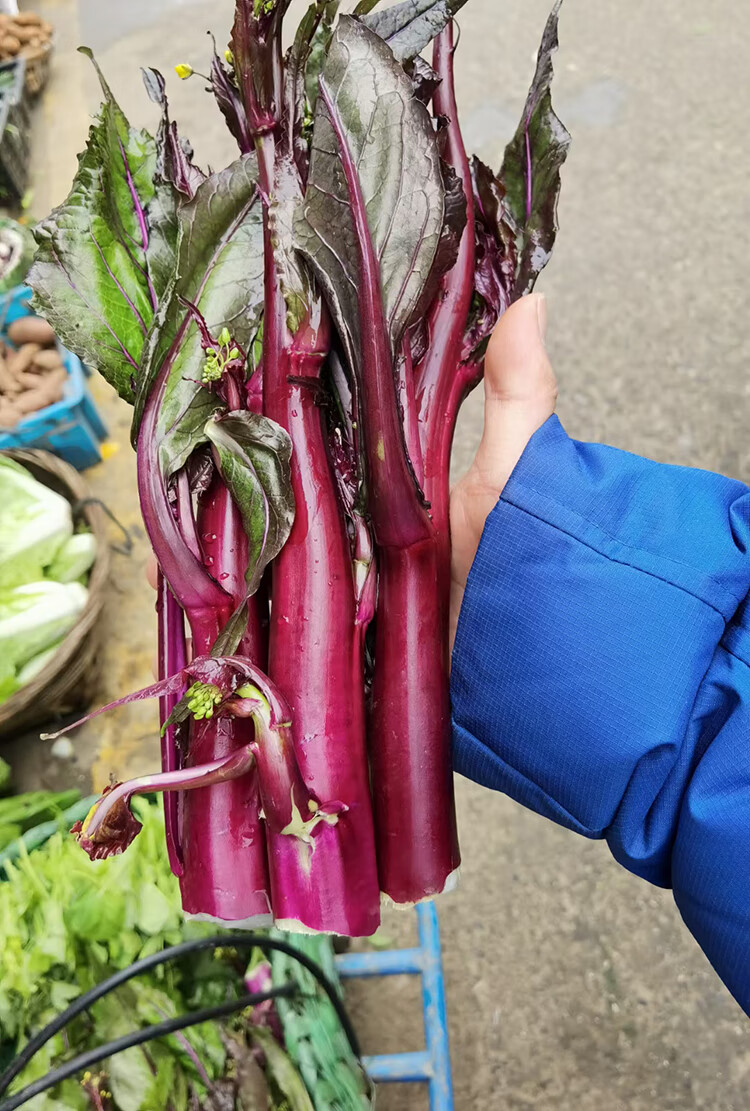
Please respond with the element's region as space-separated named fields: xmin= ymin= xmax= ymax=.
xmin=256 ymin=126 xmax=380 ymax=936
xmin=157 ymin=571 xmax=188 ymax=877
xmin=319 ymin=78 xmax=432 ymax=550
xmin=137 ymin=366 xmax=232 ymax=620
xmin=416 ymin=22 xmax=477 ymax=545
xmin=83 ymin=745 xmax=257 ymax=843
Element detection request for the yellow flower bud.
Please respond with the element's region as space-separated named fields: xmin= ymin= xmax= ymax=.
xmin=174 ymin=64 xmax=193 ymax=80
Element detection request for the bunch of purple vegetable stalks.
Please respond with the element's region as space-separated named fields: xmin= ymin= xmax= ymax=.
xmin=32 ymin=0 xmax=569 ymax=937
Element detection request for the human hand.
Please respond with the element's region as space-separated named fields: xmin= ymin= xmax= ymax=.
xmin=450 ymin=293 xmax=557 ymax=649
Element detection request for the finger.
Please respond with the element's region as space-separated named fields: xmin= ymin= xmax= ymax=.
xmin=473 ymin=292 xmax=557 ymax=493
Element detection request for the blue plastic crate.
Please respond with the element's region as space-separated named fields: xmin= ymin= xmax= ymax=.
xmin=0 ymin=286 xmax=107 ymax=470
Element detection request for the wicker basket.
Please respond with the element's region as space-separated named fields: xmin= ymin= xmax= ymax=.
xmin=0 ymin=448 xmax=110 ymax=738
xmin=22 ymin=40 xmax=52 ymax=97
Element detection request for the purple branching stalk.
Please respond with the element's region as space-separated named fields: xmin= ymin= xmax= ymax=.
xmin=69 ymin=660 xmax=341 ymax=879
xmin=319 ymin=72 xmax=460 ymax=903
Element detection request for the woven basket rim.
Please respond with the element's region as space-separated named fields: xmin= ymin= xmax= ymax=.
xmin=0 ymin=448 xmax=110 ymax=732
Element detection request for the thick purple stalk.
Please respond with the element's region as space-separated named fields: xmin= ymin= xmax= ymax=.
xmin=157 ymin=571 xmax=187 ymax=877
xmin=177 ymin=570 xmax=270 ymax=924
xmin=321 ymin=74 xmax=459 ymax=903
xmin=139 ymin=361 xmax=270 ymax=921
xmin=179 ymin=713 xmax=271 ymax=925
xmin=371 ymin=540 xmax=459 ymax=902
xmin=257 ymin=127 xmax=380 ymax=936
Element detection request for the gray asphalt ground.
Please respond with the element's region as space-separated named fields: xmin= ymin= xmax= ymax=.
xmin=11 ymin=1 xmax=750 ymax=1107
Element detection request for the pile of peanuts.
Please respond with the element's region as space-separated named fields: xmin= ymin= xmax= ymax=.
xmin=0 ymin=10 xmax=52 ymax=67
xmin=0 ymin=315 xmax=67 ymax=427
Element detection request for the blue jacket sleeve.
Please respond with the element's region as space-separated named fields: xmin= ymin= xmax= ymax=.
xmin=451 ymin=415 xmax=750 ymax=1014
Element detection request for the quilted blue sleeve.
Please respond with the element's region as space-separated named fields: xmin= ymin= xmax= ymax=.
xmin=451 ymin=415 xmax=750 ymax=1013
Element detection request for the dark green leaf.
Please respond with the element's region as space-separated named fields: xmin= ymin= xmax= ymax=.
xmin=205 ymin=411 xmax=295 ymax=597
xmin=304 ymin=0 xmax=341 ymax=111
xmin=296 ymin=16 xmax=445 ymax=366
xmin=142 ymin=67 xmax=205 ymax=198
xmin=361 ymin=0 xmax=469 ymax=61
xmin=64 ymin=886 xmax=126 ymax=942
xmin=500 ymin=0 xmax=570 ymax=297
xmin=28 ymin=49 xmax=167 ymax=404
xmin=460 ymin=155 xmax=517 ymax=361
xmin=133 ymin=156 xmax=265 ymax=473
xmin=251 ymin=1028 xmax=315 ymax=1111
xmin=0 ymin=755 xmax=10 ymax=794
xmin=353 ymin=0 xmax=380 ymax=14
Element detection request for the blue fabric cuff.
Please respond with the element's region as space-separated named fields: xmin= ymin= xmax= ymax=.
xmin=451 ymin=415 xmax=750 ymax=886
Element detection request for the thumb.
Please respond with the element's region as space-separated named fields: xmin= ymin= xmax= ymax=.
xmin=471 ymin=292 xmax=557 ymax=495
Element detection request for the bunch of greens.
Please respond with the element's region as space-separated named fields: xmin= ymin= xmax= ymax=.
xmin=0 ymin=798 xmax=365 ymax=1110
xmin=0 ymin=457 xmax=96 ymax=706
xmin=0 ymin=785 xmax=81 ymax=854
xmin=29 ymin=0 xmax=569 ymax=935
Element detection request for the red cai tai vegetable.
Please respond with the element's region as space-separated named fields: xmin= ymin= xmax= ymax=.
xmin=30 ymin=0 xmax=569 ymax=936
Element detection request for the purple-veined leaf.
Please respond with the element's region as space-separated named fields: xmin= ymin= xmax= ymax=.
xmin=140 ymin=67 xmax=205 ymax=305
xmin=209 ymin=38 xmax=253 ymax=155
xmin=132 ymin=156 xmax=265 ymax=473
xmin=409 ymin=159 xmax=467 ymax=341
xmin=500 ymin=0 xmax=570 ymax=297
xmin=141 ymin=67 xmax=205 ymax=198
xmin=361 ymin=0 xmax=469 ymax=61
xmin=29 ymin=49 xmax=169 ymax=404
xmin=301 ymin=0 xmax=340 ymax=112
xmin=297 ymin=16 xmax=439 ymax=546
xmin=281 ymin=0 xmax=340 ymax=173
xmin=296 ymin=16 xmax=445 ymax=367
xmin=249 ymin=1029 xmax=315 ymax=1111
xmin=461 ymin=2 xmax=569 ymax=360
xmin=204 ymin=410 xmax=295 ymax=598
xmin=461 ymin=154 xmax=517 ymax=361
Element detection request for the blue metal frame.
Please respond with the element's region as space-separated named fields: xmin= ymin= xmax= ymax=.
xmin=336 ymin=901 xmax=454 ymax=1110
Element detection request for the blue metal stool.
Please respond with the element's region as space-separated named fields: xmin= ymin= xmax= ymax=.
xmin=336 ymin=901 xmax=454 ymax=1111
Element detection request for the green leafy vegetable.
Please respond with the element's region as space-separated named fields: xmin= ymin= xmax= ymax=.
xmin=0 ymin=801 xmax=232 ymax=1109
xmin=361 ymin=0 xmax=469 ymax=61
xmin=296 ymin=16 xmax=445 ymax=366
xmin=499 ymin=0 xmax=570 ymax=296
xmin=133 ymin=155 xmax=265 ymax=473
xmin=0 ymin=457 xmax=72 ymax=590
xmin=270 ymin=931 xmax=372 ymax=1110
xmin=206 ymin=411 xmax=295 ymax=598
xmin=46 ymin=533 xmax=97 ymax=585
xmin=29 ymin=50 xmax=174 ymax=404
xmin=0 ymin=581 xmax=87 ymax=671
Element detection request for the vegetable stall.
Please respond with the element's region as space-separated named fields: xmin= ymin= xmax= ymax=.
xmin=0 ymin=0 xmax=569 ymax=1106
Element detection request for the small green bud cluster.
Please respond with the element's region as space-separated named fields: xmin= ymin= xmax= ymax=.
xmin=202 ymin=326 xmax=242 ymax=385
xmin=186 ymin=681 xmax=223 ymax=721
